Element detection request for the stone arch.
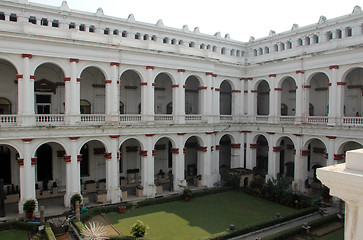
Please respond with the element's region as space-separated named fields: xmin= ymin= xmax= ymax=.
xmin=120 ymin=70 xmax=142 ymax=114
xmin=343 ymin=67 xmax=363 ymax=116
xmin=185 ymin=75 xmax=203 ymax=115
xmin=34 ymin=62 xmax=66 ymax=114
xmin=336 ymin=140 xmax=363 ymax=163
xmin=184 ymin=135 xmax=205 ymax=186
xmin=255 ymin=80 xmax=270 ymax=116
xmin=0 ymin=59 xmax=19 ymax=114
xmin=307 ymin=72 xmax=330 ymax=116
xmin=253 ymin=134 xmax=269 ymax=176
xmin=220 ymin=80 xmax=233 ymax=115
xmin=80 ymin=66 xmax=106 ymax=114
xmin=78 ymin=63 xmax=110 ymax=81
xmin=303 ymin=138 xmax=328 ymax=183
xmin=154 ymin=73 xmax=173 ymax=114
xmin=218 ymin=134 xmax=234 ymax=171
xmin=275 ymin=136 xmax=296 ymax=179
xmin=31 ymin=59 xmax=69 ymax=78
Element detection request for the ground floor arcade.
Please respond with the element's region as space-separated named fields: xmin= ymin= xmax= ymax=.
xmin=1 ymin=129 xmax=362 ymax=215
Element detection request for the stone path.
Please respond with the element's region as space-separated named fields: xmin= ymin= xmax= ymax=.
xmin=85 ymin=214 xmax=120 ymax=236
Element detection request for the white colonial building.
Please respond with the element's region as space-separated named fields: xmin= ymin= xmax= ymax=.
xmin=0 ymin=0 xmax=362 ymax=214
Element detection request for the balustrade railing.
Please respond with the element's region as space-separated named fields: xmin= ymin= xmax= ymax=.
xmin=185 ymin=115 xmax=202 ymax=121
xmin=256 ymin=116 xmax=269 ymax=123
xmin=307 ymin=116 xmax=328 ymax=124
xmin=36 ymin=114 xmax=64 ymax=125
xmin=0 ymin=115 xmax=17 ymax=125
xmin=279 ymin=116 xmax=295 ymax=123
xmin=81 ymin=114 xmax=105 ymax=123
xmin=343 ymin=117 xmax=363 ymax=126
xmin=154 ymin=114 xmax=173 ymax=122
xmin=220 ymin=115 xmax=233 ymax=121
xmin=119 ymin=114 xmax=141 ymax=122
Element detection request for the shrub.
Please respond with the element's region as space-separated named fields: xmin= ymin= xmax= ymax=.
xmin=23 ymin=199 xmax=36 ymax=213
xmin=221 ymin=172 xmax=241 ymax=189
xmin=70 ymin=193 xmax=82 ymax=207
xmin=183 ymin=188 xmax=192 ymax=197
xmin=130 ymin=220 xmax=149 ymax=238
xmin=0 ymin=220 xmax=40 ymax=232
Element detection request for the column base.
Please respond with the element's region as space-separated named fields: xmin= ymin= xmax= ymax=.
xmin=107 ymin=187 xmax=122 ymax=204
xmin=142 ymin=183 xmax=156 ymax=197
xmin=292 ymin=180 xmax=303 ymax=193
xmin=201 ymin=174 xmax=213 ymax=188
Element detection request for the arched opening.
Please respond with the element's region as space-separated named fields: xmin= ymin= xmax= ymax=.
xmin=154 ymin=73 xmax=173 ymax=114
xmin=80 ymin=140 xmax=107 ymax=197
xmin=185 ymin=76 xmax=200 ymax=114
xmin=280 ymin=77 xmax=296 ymax=116
xmin=219 ymin=135 xmax=231 ymax=174
xmin=35 ymin=143 xmax=66 ymax=194
xmin=344 ymin=68 xmax=363 ymax=117
xmin=337 ymin=141 xmax=363 ymax=164
xmin=255 ymin=135 xmax=268 ymax=176
xmin=309 ymin=73 xmax=329 ymax=116
xmin=220 ymin=81 xmax=232 ymax=115
xmin=0 ymin=145 xmax=20 ymax=209
xmin=278 ymin=137 xmax=295 ymax=180
xmin=154 ymin=137 xmax=173 ymax=194
xmin=257 ymin=81 xmax=270 ymax=115
xmin=184 ymin=136 xmax=201 ymax=187
xmin=306 ymin=139 xmax=327 ymax=185
xmin=34 ymin=63 xmax=65 ymax=114
xmin=80 ymin=67 xmax=106 ymax=114
xmin=0 ymin=59 xmax=17 ymax=114
xmin=119 ymin=139 xmax=142 ymax=197
xmin=120 ymin=70 xmax=141 ymax=114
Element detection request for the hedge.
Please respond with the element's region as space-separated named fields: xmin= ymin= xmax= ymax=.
xmin=198 ymin=207 xmax=318 ymax=240
xmin=0 ymin=220 xmax=40 ymax=232
xmin=44 ymin=223 xmax=56 ymax=240
xmin=262 ymin=214 xmax=341 ymax=240
xmin=137 ymin=187 xmax=233 ymax=208
xmin=80 ymin=203 xmax=133 ymax=222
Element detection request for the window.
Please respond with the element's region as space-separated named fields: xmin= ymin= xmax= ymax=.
xmin=41 ymin=18 xmax=48 ymax=26
xmin=52 ymin=20 xmax=59 ymax=27
xmin=327 ymin=31 xmax=333 ymax=40
xmin=9 ymin=13 xmax=17 ymax=22
xmin=0 ymin=98 xmax=11 ymax=114
xmin=69 ymin=22 xmax=75 ymax=29
xmin=113 ymin=29 xmax=118 ymax=35
xmin=122 ymin=31 xmax=127 ymax=37
xmin=29 ymin=16 xmax=36 ymax=24
xmin=79 ymin=24 xmax=85 ymax=31
xmin=104 ymin=28 xmax=109 ymax=35
xmin=89 ymin=25 xmax=94 ymax=33
xmin=80 ymin=99 xmax=91 ymax=114
xmin=0 ymin=12 xmax=5 ymax=20
xmin=36 ymin=94 xmax=51 ymax=114
xmin=346 ymin=27 xmax=352 ymax=37
xmin=336 ymin=29 xmax=342 ymax=39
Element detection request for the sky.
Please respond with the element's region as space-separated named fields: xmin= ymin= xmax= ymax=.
xmin=29 ymin=0 xmax=363 ymax=42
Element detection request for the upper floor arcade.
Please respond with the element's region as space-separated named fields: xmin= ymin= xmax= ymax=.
xmin=0 ymin=54 xmax=362 ymax=128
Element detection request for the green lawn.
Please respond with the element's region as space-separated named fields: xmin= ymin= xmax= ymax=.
xmin=0 ymin=230 xmax=29 ymax=240
xmin=315 ymin=227 xmax=344 ymax=240
xmin=106 ymin=191 xmax=301 ymax=240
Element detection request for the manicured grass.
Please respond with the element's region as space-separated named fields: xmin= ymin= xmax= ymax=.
xmin=0 ymin=230 xmax=29 ymax=240
xmin=106 ymin=191 xmax=301 ymax=240
xmin=315 ymin=227 xmax=344 ymax=240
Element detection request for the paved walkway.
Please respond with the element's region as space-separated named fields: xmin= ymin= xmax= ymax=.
xmin=231 ymin=205 xmax=339 ymax=240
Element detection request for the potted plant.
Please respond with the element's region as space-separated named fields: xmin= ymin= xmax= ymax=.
xmin=322 ymin=186 xmax=331 ymax=203
xmin=70 ymin=193 xmax=82 ymax=210
xmin=183 ymin=187 xmax=192 ymax=201
xmin=23 ymin=199 xmax=36 ymax=219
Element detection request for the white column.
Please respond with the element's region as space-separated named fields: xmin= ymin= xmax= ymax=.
xmin=231 ymin=143 xmax=243 ymax=168
xmin=266 ymin=134 xmax=277 ymax=180
xmin=317 ymin=149 xmax=363 ymax=240
xmin=210 ymin=133 xmax=220 ymax=182
xmin=142 ymin=66 xmax=154 ymax=122
xmin=239 ymin=78 xmax=246 ymax=121
xmin=293 ymin=136 xmax=307 ymax=192
xmin=246 ymin=132 xmax=256 ymax=169
xmin=67 ymin=59 xmax=81 ymax=124
xmin=247 ymin=79 xmax=256 ymax=122
xmin=269 ymin=75 xmax=277 ymax=123
xmin=105 ymin=63 xmax=120 ymax=122
xmin=328 ymin=66 xmax=339 ymax=125
xmin=334 ymin=66 xmax=344 ymax=126
xmin=240 ymin=131 xmax=246 ymax=168
xmin=176 ymin=70 xmax=185 ymax=124
xmin=18 ymin=140 xmax=37 ymax=213
xmin=205 ymin=73 xmax=213 ymax=123
xmin=176 ymin=134 xmax=186 ymax=189
xmin=106 ymin=136 xmax=122 ymax=203
xmin=64 ymin=138 xmax=81 ymax=208
xmin=232 ymin=89 xmax=241 ymax=122
xmin=141 ymin=135 xmax=155 ymax=197
xmin=200 ymin=134 xmax=212 ymax=187
xmin=326 ymin=136 xmax=336 ymax=166
xmin=18 ymin=54 xmax=35 ymax=126
xmin=214 ymin=86 xmax=221 ymax=123
xmin=295 ymin=71 xmax=304 ymax=123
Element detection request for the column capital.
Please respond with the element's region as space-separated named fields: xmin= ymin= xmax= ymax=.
xmin=206 ymin=72 xmax=213 ymax=76
xmin=329 ymin=65 xmax=339 ymax=70
xmin=104 ymin=152 xmax=112 ymax=159
xmin=104 ymin=80 xmax=112 ymax=84
xmin=64 ymin=155 xmax=71 ymax=162
xmin=22 ymin=54 xmax=33 ymax=59
xmin=139 ymin=150 xmax=148 ymax=156
xmin=231 ymin=144 xmax=241 ymax=149
xmin=110 ymin=62 xmax=120 ymax=66
xmin=146 ymin=66 xmax=154 ymax=70
xmin=21 ymin=138 xmax=33 ymax=142
xmin=296 ymin=70 xmax=304 ymax=74
xmin=69 ymin=137 xmax=80 ymax=140
xmin=31 ymin=157 xmax=37 ymax=165
xmin=17 ymin=158 xmax=24 ymax=166
xmin=178 ymin=69 xmax=185 ymax=73
xmin=269 ymin=74 xmax=276 ymax=78
xmin=326 ymin=136 xmax=337 ymax=140
xmin=109 ymin=135 xmax=120 ymax=138
xmin=70 ymin=58 xmax=79 ymax=63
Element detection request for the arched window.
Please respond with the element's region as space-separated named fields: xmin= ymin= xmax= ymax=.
xmin=166 ymin=102 xmax=172 ymax=114
xmin=281 ymin=104 xmax=288 ymax=116
xmin=80 ymin=100 xmax=91 ymax=114
xmin=120 ymin=102 xmax=124 ymax=114
xmin=0 ymin=98 xmax=11 ymax=114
